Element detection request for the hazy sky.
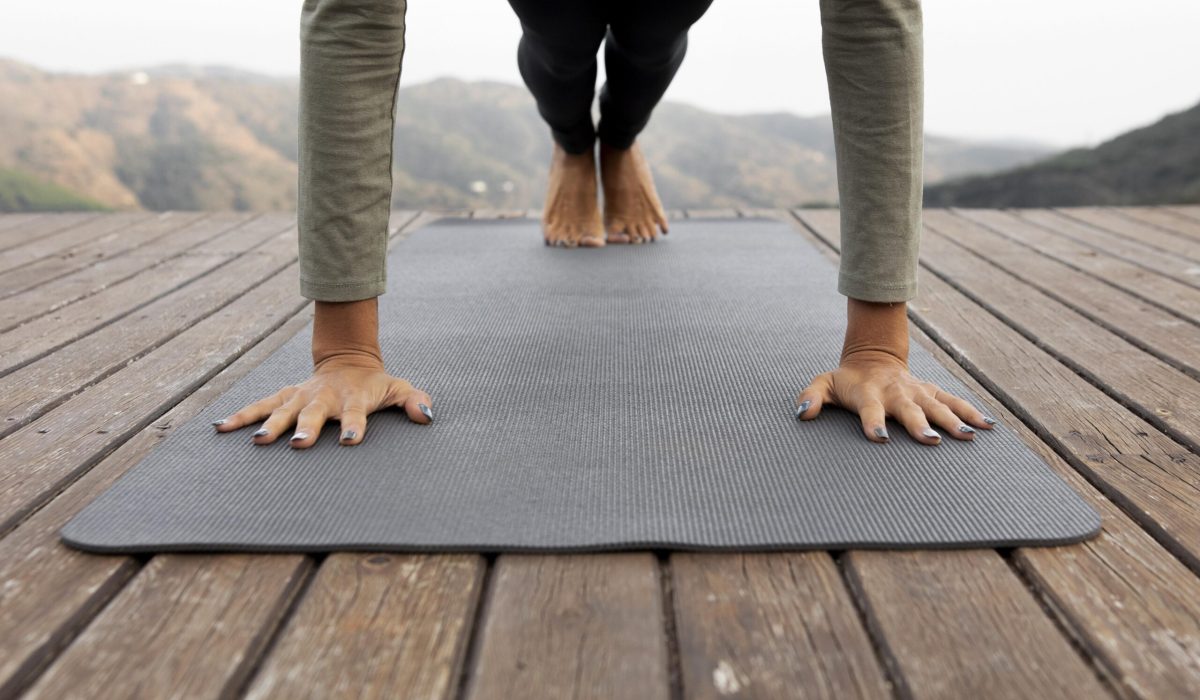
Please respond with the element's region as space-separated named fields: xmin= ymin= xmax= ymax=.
xmin=3 ymin=0 xmax=1197 ymax=147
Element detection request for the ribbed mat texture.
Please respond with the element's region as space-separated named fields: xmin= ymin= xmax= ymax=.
xmin=62 ymin=218 xmax=1101 ymax=552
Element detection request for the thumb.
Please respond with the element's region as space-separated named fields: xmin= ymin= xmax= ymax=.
xmin=389 ymin=378 xmax=434 ymax=425
xmin=795 ymin=372 xmax=835 ymax=420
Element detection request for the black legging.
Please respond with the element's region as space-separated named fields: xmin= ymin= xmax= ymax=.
xmin=507 ymin=0 xmax=715 ymax=154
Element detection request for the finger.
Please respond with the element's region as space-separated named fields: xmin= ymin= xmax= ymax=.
xmin=390 ymin=379 xmax=434 ymax=425
xmin=794 ymin=372 xmax=834 ymax=420
xmin=658 ymin=210 xmax=669 ymax=235
xmin=916 ymin=394 xmax=975 ymax=441
xmin=339 ymin=406 xmax=369 ymax=445
xmin=893 ymin=400 xmax=941 ymax=445
xmin=858 ymin=400 xmax=889 ymax=443
xmin=254 ymin=396 xmax=305 ymax=444
xmin=289 ymin=399 xmax=331 ymax=449
xmin=935 ymin=389 xmax=997 ymax=429
xmin=215 ymin=389 xmax=291 ymax=432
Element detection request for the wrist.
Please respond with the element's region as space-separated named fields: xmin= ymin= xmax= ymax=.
xmin=840 ymin=297 xmax=909 ymax=366
xmin=312 ymin=298 xmax=384 ymax=371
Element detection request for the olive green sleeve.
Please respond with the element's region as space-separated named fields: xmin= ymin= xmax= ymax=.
xmin=298 ymin=0 xmax=407 ymax=302
xmin=820 ymin=0 xmax=924 ymax=303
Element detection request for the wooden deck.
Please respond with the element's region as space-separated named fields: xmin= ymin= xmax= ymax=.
xmin=2 ymin=205 xmax=1200 ymax=698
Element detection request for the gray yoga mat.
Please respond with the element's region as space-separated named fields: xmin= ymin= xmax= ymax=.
xmin=62 ymin=218 xmax=1101 ymax=553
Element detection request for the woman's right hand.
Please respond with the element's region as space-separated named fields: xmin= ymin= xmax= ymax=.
xmin=212 ymin=354 xmax=432 ymax=448
xmin=211 ymin=297 xmax=431 ymax=448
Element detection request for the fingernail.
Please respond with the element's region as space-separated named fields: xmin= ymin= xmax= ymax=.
xmin=290 ymin=432 xmax=308 ymax=442
xmin=419 ymin=403 xmax=433 ymax=421
xmin=958 ymin=425 xmax=976 ymax=434
xmin=252 ymin=429 xmax=268 ymax=438
xmin=873 ymin=426 xmax=889 ymax=441
xmin=922 ymin=428 xmax=940 ymax=439
xmin=211 ymin=419 xmax=226 ymax=426
xmin=794 ymin=400 xmax=811 ymax=419
xmin=341 ymin=430 xmax=357 ymax=441
xmin=983 ymin=416 xmax=997 ymax=425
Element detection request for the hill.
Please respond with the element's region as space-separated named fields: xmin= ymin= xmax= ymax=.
xmin=0 ymin=167 xmax=107 ymax=212
xmin=0 ymin=58 xmax=1050 ymax=212
xmin=925 ymin=100 xmax=1200 ymax=207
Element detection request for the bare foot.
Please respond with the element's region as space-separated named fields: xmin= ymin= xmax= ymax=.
xmin=542 ymin=143 xmax=604 ymax=247
xmin=600 ymin=141 xmax=669 ymax=244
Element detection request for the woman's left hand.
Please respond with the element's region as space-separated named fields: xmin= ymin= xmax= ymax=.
xmin=793 ymin=348 xmax=996 ymax=445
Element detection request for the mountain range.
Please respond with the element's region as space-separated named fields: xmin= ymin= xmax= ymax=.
xmin=0 ymin=59 xmax=1059 ymax=213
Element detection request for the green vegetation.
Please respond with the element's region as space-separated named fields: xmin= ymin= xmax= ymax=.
xmin=925 ymin=100 xmax=1200 ymax=207
xmin=0 ymin=168 xmax=107 ymax=212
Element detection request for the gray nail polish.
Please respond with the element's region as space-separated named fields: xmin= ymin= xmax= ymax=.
xmin=983 ymin=416 xmax=997 ymax=425
xmin=958 ymin=425 xmax=976 ymax=434
xmin=922 ymin=428 xmax=940 ymax=439
xmin=290 ymin=432 xmax=308 ymax=442
xmin=253 ymin=429 xmax=268 ymax=438
xmin=419 ymin=403 xmax=433 ymax=421
xmin=873 ymin=426 xmax=889 ymax=440
xmin=341 ymin=430 xmax=357 ymax=441
xmin=211 ymin=419 xmax=226 ymax=426
xmin=794 ymin=400 xmax=811 ymax=419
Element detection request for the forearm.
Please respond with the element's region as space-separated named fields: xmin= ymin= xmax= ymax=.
xmin=298 ymin=0 xmax=407 ymax=302
xmin=820 ymin=0 xmax=924 ymax=303
xmin=312 ymin=298 xmax=384 ymax=370
xmin=842 ymin=297 xmax=908 ymax=365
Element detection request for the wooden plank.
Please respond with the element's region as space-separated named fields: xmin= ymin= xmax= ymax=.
xmin=23 ymin=554 xmax=312 ymax=700
xmin=471 ymin=209 xmax=527 ymax=220
xmin=244 ymin=553 xmax=486 ymax=699
xmin=0 ymin=213 xmax=295 ymax=333
xmin=796 ymin=206 xmax=1200 ymax=696
xmin=0 ymin=212 xmax=227 ymax=298
xmin=671 ymin=552 xmax=891 ymax=699
xmin=0 ymin=213 xmax=44 ymax=239
xmin=684 ymin=209 xmax=741 ymax=219
xmin=0 ymin=211 xmax=425 ymax=536
xmin=0 ymin=213 xmax=99 ymax=255
xmin=953 ymin=208 xmax=1200 ymax=324
xmin=0 ymin=213 xmax=148 ymax=276
xmin=795 ymin=209 xmax=1200 ymax=567
xmin=905 ymin=323 xmax=1200 ymax=699
xmin=915 ymin=210 xmax=1200 ymax=381
xmin=0 ymin=216 xmax=295 ymax=372
xmin=0 ymin=224 xmax=298 ymax=428
xmin=1166 ymin=205 xmax=1200 ymax=225
xmin=1055 ymin=207 xmax=1200 ymax=261
xmin=843 ymin=550 xmax=1108 ymax=699
xmin=0 ymin=311 xmax=312 ymax=696
xmin=893 ymin=210 xmax=1200 ymax=453
xmin=1014 ymin=208 xmax=1200 ymax=288
xmin=463 ymin=554 xmax=671 ymax=700
xmin=1118 ymin=206 xmax=1200 ymax=241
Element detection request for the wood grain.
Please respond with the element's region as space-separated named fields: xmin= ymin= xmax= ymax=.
xmin=0 ymin=213 xmax=104 ymax=263
xmin=918 ymin=210 xmax=1200 ymax=380
xmin=23 ymin=554 xmax=311 ymax=700
xmin=464 ymin=554 xmax=671 ymax=700
xmin=671 ymin=552 xmax=891 ymax=699
xmin=0 ymin=313 xmax=313 ymax=697
xmin=0 ymin=215 xmax=294 ymax=372
xmin=844 ymin=550 xmax=1108 ymax=699
xmin=245 ymin=553 xmax=486 ymax=700
xmin=1056 ymin=207 xmax=1200 ymax=261
xmin=953 ymin=208 xmax=1200 ymax=324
